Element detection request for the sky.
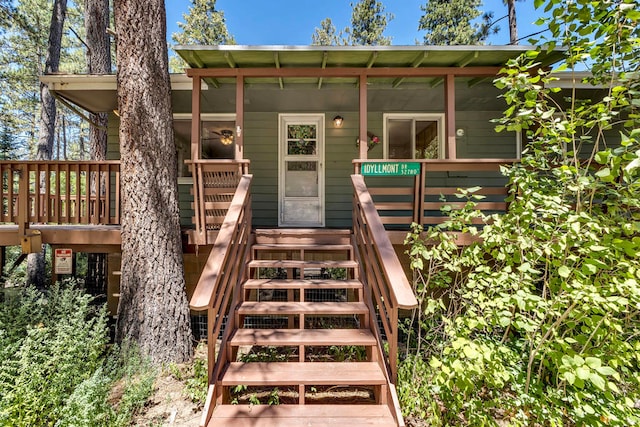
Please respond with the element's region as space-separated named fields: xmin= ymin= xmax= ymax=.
xmin=165 ymin=0 xmax=548 ymax=47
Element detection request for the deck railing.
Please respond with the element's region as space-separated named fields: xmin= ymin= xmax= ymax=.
xmin=188 ymin=174 xmax=253 ymax=426
xmin=187 ymin=159 xmax=250 ymax=245
xmin=353 ymin=159 xmax=517 ymax=228
xmin=0 ymin=161 xmax=121 ymax=227
xmin=352 ymin=174 xmax=418 ymax=383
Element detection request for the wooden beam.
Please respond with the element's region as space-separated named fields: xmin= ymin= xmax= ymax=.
xmin=224 ymin=52 xmax=237 ymax=68
xmin=430 ymin=77 xmax=444 ymax=88
xmin=359 ymin=73 xmax=368 ymax=160
xmin=317 ymin=51 xmax=328 ymax=89
xmin=392 ymin=51 xmax=429 ymax=88
xmin=274 ymin=52 xmax=284 ymax=89
xmin=235 ymin=76 xmax=245 ymax=160
xmin=366 ymin=51 xmax=378 ymax=68
xmin=457 ymin=51 xmax=479 ymax=67
xmin=191 ymin=77 xmax=202 ymax=161
xmin=468 ymin=76 xmax=490 ymax=87
xmin=445 ymin=74 xmax=456 ymax=159
xmin=186 ymin=66 xmax=503 ymax=79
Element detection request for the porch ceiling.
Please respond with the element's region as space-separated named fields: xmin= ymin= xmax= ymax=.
xmin=41 ymin=46 xmax=567 ymax=114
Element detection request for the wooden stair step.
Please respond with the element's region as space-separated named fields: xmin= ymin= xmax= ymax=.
xmin=243 ymin=279 xmax=362 ymax=290
xmin=220 ymin=362 xmax=387 ymax=386
xmin=237 ymin=301 xmax=368 ymax=316
xmin=209 ymin=404 xmax=397 ymax=426
xmin=230 ymin=328 xmax=376 ymax=347
xmin=254 ymin=228 xmax=352 ymax=245
xmin=248 ymin=260 xmax=358 ymax=269
xmin=253 ymin=243 xmax=353 ymax=251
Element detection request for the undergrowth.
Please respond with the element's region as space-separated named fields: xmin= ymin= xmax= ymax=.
xmin=0 ymin=283 xmax=157 ymax=426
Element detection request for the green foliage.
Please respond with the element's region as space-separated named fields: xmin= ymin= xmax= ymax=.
xmin=169 ymin=342 xmax=208 ymax=407
xmin=171 ymin=0 xmax=235 ymax=46
xmin=170 ymin=0 xmax=235 ymax=71
xmin=419 ymin=0 xmax=494 ymax=45
xmin=311 ymin=18 xmax=344 ymax=46
xmin=400 ymin=1 xmax=640 ymax=425
xmin=0 ymin=284 xmax=158 ymax=426
xmin=0 ymin=0 xmax=88 ymax=159
xmin=346 ymin=0 xmax=393 ymax=46
xmin=0 ymin=283 xmax=109 ymax=426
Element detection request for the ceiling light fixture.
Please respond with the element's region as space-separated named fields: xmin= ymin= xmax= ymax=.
xmin=220 ymin=129 xmax=234 ymax=145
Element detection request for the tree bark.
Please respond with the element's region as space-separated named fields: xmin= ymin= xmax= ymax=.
xmin=507 ymin=0 xmax=517 ymax=45
xmin=29 ymin=0 xmax=67 ymax=288
xmin=113 ymin=0 xmax=192 ymax=363
xmin=84 ymin=0 xmax=112 ymax=290
xmin=84 ymin=0 xmax=111 ymax=160
xmin=36 ymin=0 xmax=67 ymax=160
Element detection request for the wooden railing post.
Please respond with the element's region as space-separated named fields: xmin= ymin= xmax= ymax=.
xmin=17 ymin=164 xmax=28 ymax=237
xmin=351 ymin=174 xmax=418 ymax=383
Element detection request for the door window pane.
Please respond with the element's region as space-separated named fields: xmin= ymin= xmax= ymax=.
xmin=287 ymin=124 xmax=317 ymax=156
xmin=285 ymin=161 xmax=318 ymax=197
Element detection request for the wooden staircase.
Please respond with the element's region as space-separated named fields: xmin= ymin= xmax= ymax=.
xmin=206 ymin=228 xmax=402 ymax=426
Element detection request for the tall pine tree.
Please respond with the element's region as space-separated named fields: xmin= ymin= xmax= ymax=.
xmin=419 ymin=0 xmax=492 ymax=45
xmin=346 ymin=0 xmax=393 ymax=45
xmin=114 ymin=0 xmax=192 ymax=364
xmin=171 ymin=0 xmax=234 ymax=45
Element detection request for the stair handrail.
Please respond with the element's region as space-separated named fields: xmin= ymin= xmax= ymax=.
xmin=351 ymin=174 xmax=418 ymax=383
xmin=189 ymin=174 xmax=253 ymax=427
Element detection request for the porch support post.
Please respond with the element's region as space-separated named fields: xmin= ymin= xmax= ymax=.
xmin=191 ymin=76 xmax=201 ymax=161
xmin=445 ymin=74 xmax=457 ymax=159
xmin=235 ymin=75 xmax=244 ymax=161
xmin=359 ymin=72 xmax=368 ymax=161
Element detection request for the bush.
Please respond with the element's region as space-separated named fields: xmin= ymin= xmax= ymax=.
xmin=400 ymin=3 xmax=640 ymax=425
xmin=0 ymin=283 xmax=157 ymax=427
xmin=0 ymin=283 xmax=109 ymax=426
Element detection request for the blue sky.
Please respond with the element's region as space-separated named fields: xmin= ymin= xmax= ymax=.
xmin=166 ymin=0 xmax=547 ymax=46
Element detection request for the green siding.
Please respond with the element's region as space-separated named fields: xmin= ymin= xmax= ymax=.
xmin=244 ymin=112 xmax=279 ymax=228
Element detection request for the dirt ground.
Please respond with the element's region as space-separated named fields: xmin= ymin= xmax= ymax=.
xmin=130 ymin=371 xmax=203 ymax=427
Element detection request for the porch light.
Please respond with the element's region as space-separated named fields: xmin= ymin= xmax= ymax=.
xmin=220 ymin=129 xmax=234 ymax=145
xmin=333 ymin=115 xmax=344 ymax=128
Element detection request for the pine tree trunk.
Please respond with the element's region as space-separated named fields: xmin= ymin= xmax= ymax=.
xmin=36 ymin=0 xmax=67 ymax=160
xmin=85 ymin=0 xmax=111 ymax=160
xmin=29 ymin=0 xmax=67 ymax=288
xmin=113 ymin=0 xmax=192 ymax=363
xmin=84 ymin=0 xmax=112 ymax=289
xmin=507 ymin=0 xmax=517 ymax=45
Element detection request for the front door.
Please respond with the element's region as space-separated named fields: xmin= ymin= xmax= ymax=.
xmin=279 ymin=114 xmax=324 ymax=227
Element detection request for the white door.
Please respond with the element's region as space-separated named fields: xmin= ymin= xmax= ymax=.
xmin=279 ymin=114 xmax=324 ymax=227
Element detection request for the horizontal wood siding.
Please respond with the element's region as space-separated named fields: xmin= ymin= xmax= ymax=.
xmin=179 ymin=181 xmax=194 ymax=228
xmin=325 ymin=112 xmax=375 ymax=228
xmin=455 ymin=111 xmax=518 ymax=159
xmin=107 ymin=113 xmax=120 ymax=160
xmin=244 ymin=113 xmax=279 ymax=227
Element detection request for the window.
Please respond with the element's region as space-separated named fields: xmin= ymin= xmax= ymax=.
xmin=383 ymin=113 xmax=445 ymax=159
xmin=173 ymin=114 xmax=236 ymax=176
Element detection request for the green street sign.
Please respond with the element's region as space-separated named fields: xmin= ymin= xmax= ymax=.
xmin=361 ymin=161 xmax=421 ymax=176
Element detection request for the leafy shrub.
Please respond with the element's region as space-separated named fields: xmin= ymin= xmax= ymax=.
xmin=0 ymin=283 xmax=109 ymax=426
xmin=0 ymin=284 xmax=157 ymax=427
xmin=400 ymin=2 xmax=640 ymax=426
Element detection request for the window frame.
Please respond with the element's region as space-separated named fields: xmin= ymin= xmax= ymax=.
xmin=382 ymin=113 xmax=446 ymax=160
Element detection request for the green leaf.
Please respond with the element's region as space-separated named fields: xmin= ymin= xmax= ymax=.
xmin=576 ymin=366 xmax=590 ymax=380
xmin=564 ymin=371 xmax=576 ymax=385
xmin=585 ymin=357 xmax=602 ymax=369
xmin=595 ymin=366 xmax=616 ymax=376
xmin=558 ymin=265 xmax=571 ymax=278
xmin=590 ymin=372 xmax=606 ymax=391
